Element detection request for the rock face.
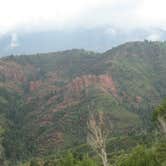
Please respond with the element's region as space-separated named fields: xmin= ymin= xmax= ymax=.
xmin=135 ymin=96 xmax=142 ymax=103
xmin=98 ymin=75 xmax=117 ymax=97
xmin=29 ymin=80 xmax=42 ymax=92
xmin=0 ymin=60 xmax=25 ymax=82
xmin=66 ymin=74 xmax=118 ymax=97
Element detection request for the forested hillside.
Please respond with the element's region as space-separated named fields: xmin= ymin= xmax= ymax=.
xmin=0 ymin=41 xmax=166 ymax=165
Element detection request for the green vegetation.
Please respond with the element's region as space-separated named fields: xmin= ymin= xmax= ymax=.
xmin=153 ymin=98 xmax=166 ymax=121
xmin=0 ymin=41 xmax=166 ymax=165
xmin=116 ymin=144 xmax=165 ymax=166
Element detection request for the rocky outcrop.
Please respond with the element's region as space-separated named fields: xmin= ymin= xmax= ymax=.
xmin=135 ymin=96 xmax=142 ymax=103
xmin=98 ymin=75 xmax=117 ymax=96
xmin=0 ymin=60 xmax=25 ymax=82
xmin=66 ymin=74 xmax=118 ymax=97
xmin=29 ymin=80 xmax=42 ymax=92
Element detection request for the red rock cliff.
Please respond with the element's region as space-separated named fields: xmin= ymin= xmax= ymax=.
xmin=0 ymin=60 xmax=25 ymax=82
xmin=67 ymin=74 xmax=118 ymax=97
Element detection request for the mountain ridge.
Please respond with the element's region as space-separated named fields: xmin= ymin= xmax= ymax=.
xmin=0 ymin=41 xmax=166 ymax=165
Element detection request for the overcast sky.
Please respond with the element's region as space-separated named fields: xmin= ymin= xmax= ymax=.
xmin=0 ymin=0 xmax=166 ymax=36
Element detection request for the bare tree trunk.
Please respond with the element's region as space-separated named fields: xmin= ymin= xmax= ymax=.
xmin=158 ymin=116 xmax=166 ymax=134
xmin=87 ymin=111 xmax=109 ymax=166
xmin=101 ymin=148 xmax=108 ymax=166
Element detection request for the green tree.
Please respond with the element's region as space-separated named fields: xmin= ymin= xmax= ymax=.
xmin=117 ymin=145 xmax=160 ymax=166
xmin=61 ymin=152 xmax=75 ymax=166
xmin=153 ymin=99 xmax=166 ymax=134
xmin=30 ymin=159 xmax=41 ymax=166
xmin=44 ymin=160 xmax=57 ymax=166
xmin=155 ymin=142 xmax=166 ymax=165
xmin=77 ymin=155 xmax=98 ymax=166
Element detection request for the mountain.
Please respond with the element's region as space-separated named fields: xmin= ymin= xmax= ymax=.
xmin=0 ymin=41 xmax=166 ymax=165
xmin=1 ymin=27 xmax=166 ymax=56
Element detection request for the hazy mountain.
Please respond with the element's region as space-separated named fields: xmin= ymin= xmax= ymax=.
xmin=0 ymin=27 xmax=166 ymax=56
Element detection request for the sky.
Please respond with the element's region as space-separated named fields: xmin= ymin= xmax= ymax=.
xmin=0 ymin=0 xmax=166 ymax=35
xmin=0 ymin=0 xmax=166 ymax=55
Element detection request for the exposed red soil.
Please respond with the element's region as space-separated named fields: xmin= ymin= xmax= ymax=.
xmin=0 ymin=61 xmax=25 ymax=82
xmin=135 ymin=96 xmax=142 ymax=103
xmin=29 ymin=80 xmax=42 ymax=91
xmin=67 ymin=74 xmax=118 ymax=97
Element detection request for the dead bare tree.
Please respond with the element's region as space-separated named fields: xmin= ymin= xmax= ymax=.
xmin=157 ymin=115 xmax=166 ymax=134
xmin=87 ymin=111 xmax=109 ymax=166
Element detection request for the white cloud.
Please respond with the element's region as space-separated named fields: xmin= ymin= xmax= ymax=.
xmin=146 ymin=34 xmax=161 ymax=41
xmin=104 ymin=28 xmax=117 ymax=36
xmin=136 ymin=0 xmax=166 ymax=27
xmin=10 ymin=33 xmax=19 ymax=48
xmin=0 ymin=0 xmax=113 ymax=33
xmin=0 ymin=0 xmax=166 ymax=35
